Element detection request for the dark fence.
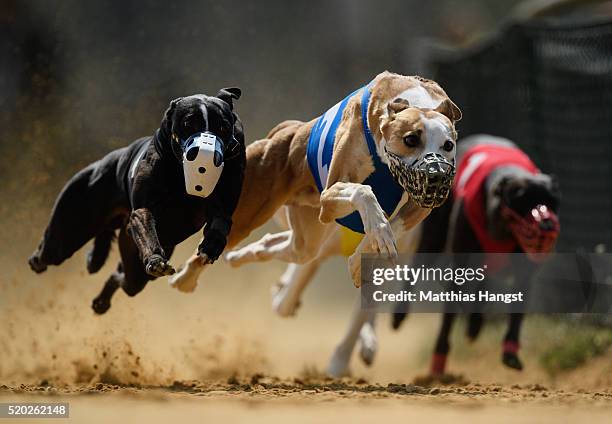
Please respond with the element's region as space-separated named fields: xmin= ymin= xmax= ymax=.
xmin=430 ymin=19 xmax=612 ymax=252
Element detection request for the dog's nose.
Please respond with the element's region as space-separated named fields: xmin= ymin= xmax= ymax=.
xmin=425 ymin=160 xmax=453 ymax=177
xmin=427 ymin=162 xmax=444 ymax=174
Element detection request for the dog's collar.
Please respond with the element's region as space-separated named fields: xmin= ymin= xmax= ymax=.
xmin=360 ymin=81 xmax=384 ymax=164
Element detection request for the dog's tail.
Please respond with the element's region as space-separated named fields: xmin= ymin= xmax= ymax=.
xmin=87 ymin=229 xmax=116 ymax=274
xmin=265 ymin=120 xmax=303 ymax=139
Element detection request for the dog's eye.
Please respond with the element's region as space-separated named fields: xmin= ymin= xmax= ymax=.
xmin=443 ymin=140 xmax=454 ymax=152
xmin=183 ymin=114 xmax=197 ymax=128
xmin=403 ymin=134 xmax=420 ymax=148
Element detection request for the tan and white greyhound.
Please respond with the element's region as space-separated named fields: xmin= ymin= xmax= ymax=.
xmin=169 ymin=71 xmax=461 ymax=296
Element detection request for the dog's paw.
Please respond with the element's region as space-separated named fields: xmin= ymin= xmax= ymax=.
xmin=348 ymin=253 xmax=361 ymax=287
xmin=168 ymin=264 xmax=199 ymax=293
xmin=391 ymin=312 xmax=407 ymax=330
xmin=326 ymin=347 xmax=351 ymax=378
xmin=91 ymin=295 xmax=111 ymax=315
xmin=358 ymin=323 xmax=377 ymax=367
xmin=365 ymin=220 xmax=398 ymax=258
xmin=502 ymin=352 xmax=524 ymax=371
xmin=145 ymin=255 xmax=176 ymax=277
xmin=223 ymin=249 xmax=245 ymax=268
xmin=271 ymin=282 xmax=301 ymax=317
xmin=28 ymin=254 xmax=47 ymax=274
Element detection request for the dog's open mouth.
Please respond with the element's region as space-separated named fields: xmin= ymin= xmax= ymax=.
xmin=385 ymin=151 xmax=455 ymax=208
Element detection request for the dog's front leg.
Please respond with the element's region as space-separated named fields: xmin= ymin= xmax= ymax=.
xmin=320 ymin=182 xmax=397 ymax=258
xmin=348 ymin=201 xmax=430 ymax=287
xmin=127 ymin=208 xmax=175 ymax=277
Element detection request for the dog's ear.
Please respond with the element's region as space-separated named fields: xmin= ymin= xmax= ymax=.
xmin=493 ymin=175 xmax=512 ymax=199
xmin=489 ymin=175 xmax=512 ymax=221
xmin=161 ymin=97 xmax=183 ymax=134
xmin=545 ymin=173 xmax=561 ymax=206
xmin=217 ymin=87 xmax=242 ymax=109
xmin=386 ymin=98 xmax=411 ymax=119
xmin=434 ymin=98 xmax=462 ymax=123
xmin=548 ymin=174 xmax=560 ymax=193
xmin=381 ymin=99 xmax=410 ymax=134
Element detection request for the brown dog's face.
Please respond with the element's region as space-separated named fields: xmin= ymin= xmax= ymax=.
xmin=379 ymin=99 xmax=461 ymax=166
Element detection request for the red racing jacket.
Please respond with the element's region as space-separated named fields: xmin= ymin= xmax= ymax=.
xmin=453 ymin=143 xmax=539 ymax=253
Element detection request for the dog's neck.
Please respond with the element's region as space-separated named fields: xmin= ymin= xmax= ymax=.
xmin=375 ymin=136 xmax=391 ymax=165
xmin=360 ymin=88 xmax=391 ymax=166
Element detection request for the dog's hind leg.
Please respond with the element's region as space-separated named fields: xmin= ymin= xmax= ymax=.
xmin=87 ymin=229 xmax=116 ymax=274
xmin=502 ymin=313 xmax=524 ymax=371
xmin=224 ymin=231 xmax=291 ymax=266
xmin=431 ymin=313 xmax=456 ymax=375
xmin=29 ymin=165 xmax=117 ymax=273
xmin=225 ymin=205 xmax=333 ymax=266
xmin=271 ymin=262 xmax=318 ymax=317
xmin=327 ymin=295 xmax=370 ymax=377
xmin=168 ymin=253 xmax=208 ymax=293
xmin=358 ymin=311 xmax=377 ymax=367
xmin=272 ymin=227 xmax=341 ymax=317
xmin=91 ymin=265 xmax=123 ymax=315
xmin=466 ymin=313 xmax=484 ymax=341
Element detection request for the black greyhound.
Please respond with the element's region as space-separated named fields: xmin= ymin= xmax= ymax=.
xmin=393 ymin=134 xmax=560 ymax=375
xmin=28 ymin=88 xmax=246 ymax=314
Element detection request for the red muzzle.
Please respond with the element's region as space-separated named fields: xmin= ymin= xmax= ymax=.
xmin=501 ymin=204 xmax=560 ymax=262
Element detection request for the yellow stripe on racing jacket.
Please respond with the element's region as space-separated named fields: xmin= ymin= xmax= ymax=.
xmin=340 ymin=226 xmax=364 ymax=257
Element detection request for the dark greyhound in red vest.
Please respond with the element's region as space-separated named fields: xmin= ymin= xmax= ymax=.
xmin=393 ymin=134 xmax=560 ymax=375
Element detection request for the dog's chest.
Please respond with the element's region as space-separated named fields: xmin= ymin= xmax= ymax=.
xmin=155 ymin=196 xmax=209 ymax=242
xmin=390 ymin=192 xmax=410 ymax=219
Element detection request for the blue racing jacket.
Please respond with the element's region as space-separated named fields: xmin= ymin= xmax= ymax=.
xmin=306 ymin=82 xmax=403 ymax=233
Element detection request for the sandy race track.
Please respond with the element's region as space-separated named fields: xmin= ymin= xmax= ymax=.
xmin=1 ymin=231 xmax=611 ymax=422
xmin=3 ymin=378 xmax=611 ymax=423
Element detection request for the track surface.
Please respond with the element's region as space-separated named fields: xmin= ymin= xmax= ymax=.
xmin=2 ymin=378 xmax=611 ymax=423
xmin=1 ymin=238 xmax=611 ymax=422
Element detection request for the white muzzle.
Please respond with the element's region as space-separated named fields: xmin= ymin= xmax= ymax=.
xmin=182 ymin=132 xmax=224 ymax=197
